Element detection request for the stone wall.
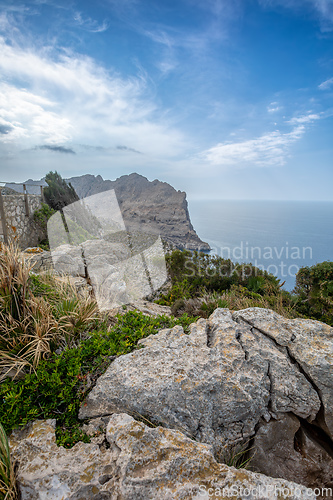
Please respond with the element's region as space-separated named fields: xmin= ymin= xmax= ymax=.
xmin=0 ymin=194 xmax=42 ymax=249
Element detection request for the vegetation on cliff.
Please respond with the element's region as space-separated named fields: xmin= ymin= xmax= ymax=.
xmin=156 ymin=248 xmax=333 ymax=325
xmin=0 ymin=242 xmax=196 ymax=448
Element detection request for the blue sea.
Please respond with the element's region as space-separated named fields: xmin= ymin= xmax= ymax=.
xmin=188 ymin=200 xmax=333 ymax=291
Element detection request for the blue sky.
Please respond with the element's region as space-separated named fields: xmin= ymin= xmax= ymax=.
xmin=0 ymin=0 xmax=332 ymax=200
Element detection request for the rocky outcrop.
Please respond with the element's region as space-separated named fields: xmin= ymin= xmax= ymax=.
xmin=10 ymin=417 xmax=316 ymax=499
xmin=31 ymin=237 xmax=167 ymax=310
xmin=66 ymin=173 xmax=210 ymax=251
xmin=109 ymin=299 xmax=172 ymax=318
xmin=79 ymin=308 xmax=333 ymax=492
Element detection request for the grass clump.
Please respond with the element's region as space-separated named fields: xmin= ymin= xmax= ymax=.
xmin=0 ymin=422 xmax=18 ymax=500
xmin=0 ymin=243 xmax=99 ymax=381
xmin=171 ymin=286 xmax=299 ymax=319
xmin=217 ymin=439 xmax=254 ymax=470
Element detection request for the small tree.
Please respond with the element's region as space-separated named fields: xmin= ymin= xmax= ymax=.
xmin=44 ymin=171 xmax=79 ymax=212
xmin=43 ymin=171 xmax=101 ymax=243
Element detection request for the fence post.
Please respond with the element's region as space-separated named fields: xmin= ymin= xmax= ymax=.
xmin=0 ymin=191 xmax=9 ymax=244
xmin=23 ymin=183 xmax=30 ymax=216
xmin=40 ymin=185 xmax=44 ymax=202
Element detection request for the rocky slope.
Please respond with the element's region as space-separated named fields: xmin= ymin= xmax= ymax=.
xmin=66 ymin=173 xmax=210 ymax=251
xmin=10 ymin=417 xmax=316 ymax=499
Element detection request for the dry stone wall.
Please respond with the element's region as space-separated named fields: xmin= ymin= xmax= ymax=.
xmin=0 ymin=194 xmax=42 ymax=249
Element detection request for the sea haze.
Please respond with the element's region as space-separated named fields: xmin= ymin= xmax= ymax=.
xmin=188 ymin=200 xmax=333 ymax=291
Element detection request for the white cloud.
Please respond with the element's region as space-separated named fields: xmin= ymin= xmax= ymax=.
xmin=200 ymin=125 xmax=306 ymax=167
xmin=267 ymin=102 xmax=282 ymax=113
xmin=312 ymin=0 xmax=333 ymax=25
xmin=288 ymin=113 xmax=321 ymax=124
xmin=0 ymin=84 xmax=72 ymax=144
xmin=0 ymin=37 xmax=186 ymax=157
xmin=319 ymin=77 xmax=333 ymax=90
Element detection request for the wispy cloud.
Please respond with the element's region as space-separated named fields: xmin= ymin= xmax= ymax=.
xmin=267 ymin=102 xmax=282 ymax=113
xmin=312 ymin=0 xmax=333 ymax=28
xmin=128 ymin=0 xmax=241 ymax=75
xmin=73 ymin=12 xmax=109 ymax=33
xmin=319 ymin=77 xmax=333 ymax=90
xmin=116 ymin=145 xmax=142 ymax=154
xmin=200 ymin=111 xmax=322 ymax=167
xmin=288 ymin=113 xmax=321 ymax=124
xmin=37 ymin=144 xmax=76 ymax=154
xmin=258 ymin=0 xmax=333 ymax=30
xmin=0 ymin=81 xmax=73 ymax=144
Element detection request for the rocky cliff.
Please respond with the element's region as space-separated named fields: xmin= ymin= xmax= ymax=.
xmin=66 ymin=173 xmax=210 ymax=251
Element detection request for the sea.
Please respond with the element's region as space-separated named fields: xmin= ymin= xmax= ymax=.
xmin=188 ymin=200 xmax=333 ymax=292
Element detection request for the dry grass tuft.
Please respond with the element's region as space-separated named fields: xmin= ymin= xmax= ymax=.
xmin=172 ymin=285 xmax=299 ymax=319
xmin=0 ymin=422 xmax=18 ymax=500
xmin=0 ymin=242 xmax=100 ymax=380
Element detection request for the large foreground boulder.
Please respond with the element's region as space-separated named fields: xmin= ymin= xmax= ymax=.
xmin=10 ymin=417 xmax=316 ymax=499
xmin=79 ymin=308 xmax=333 ymax=491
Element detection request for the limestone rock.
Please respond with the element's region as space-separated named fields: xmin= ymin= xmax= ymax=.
xmin=79 ymin=308 xmax=333 ymax=491
xmin=249 ymin=414 xmax=333 ymax=492
xmin=109 ymin=299 xmax=172 ymax=318
xmin=10 ymin=417 xmax=315 ymax=499
xmin=28 ymin=250 xmax=53 ymax=273
xmin=79 ymin=309 xmax=321 ymax=455
xmin=51 ymin=244 xmax=86 ymax=277
xmin=232 ymin=308 xmax=333 ymax=438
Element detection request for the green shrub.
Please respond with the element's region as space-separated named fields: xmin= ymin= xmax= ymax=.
xmin=43 ymin=171 xmax=79 ymax=212
xmin=33 ymin=202 xmax=56 ymax=250
xmin=294 ymin=261 xmax=333 ymax=325
xmin=33 ymin=203 xmax=56 ymax=231
xmin=156 ymin=249 xmax=292 ymax=317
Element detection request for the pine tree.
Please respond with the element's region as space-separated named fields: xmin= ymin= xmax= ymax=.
xmin=44 ymin=171 xmax=79 ymax=211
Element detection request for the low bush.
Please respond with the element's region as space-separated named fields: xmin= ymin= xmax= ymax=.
xmin=157 ymin=249 xmax=298 ymax=319
xmin=294 ymin=261 xmax=333 ymax=325
xmin=0 ymin=311 xmax=197 ymax=448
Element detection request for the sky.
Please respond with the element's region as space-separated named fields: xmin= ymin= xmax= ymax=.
xmin=0 ymin=0 xmax=332 ymax=200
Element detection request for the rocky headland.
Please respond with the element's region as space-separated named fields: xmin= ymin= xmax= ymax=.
xmin=66 ymin=173 xmax=210 ymax=251
xmin=6 ymin=173 xmax=210 ymax=251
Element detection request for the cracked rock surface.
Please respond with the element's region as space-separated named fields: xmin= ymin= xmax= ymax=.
xmin=79 ymin=307 xmax=333 ymax=490
xmin=10 ymin=416 xmax=316 ymax=499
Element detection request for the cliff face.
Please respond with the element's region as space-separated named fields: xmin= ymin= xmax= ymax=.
xmin=66 ymin=173 xmax=210 ymax=251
